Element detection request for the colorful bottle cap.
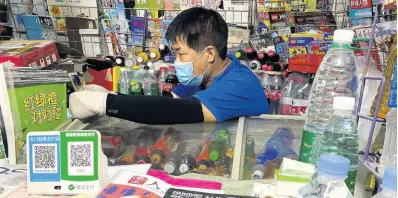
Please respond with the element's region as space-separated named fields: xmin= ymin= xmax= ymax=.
xmin=198 ymin=164 xmax=208 ymax=172
xmin=150 ymin=52 xmax=157 ymax=58
xmin=125 ymin=57 xmax=135 ymax=67
xmin=151 ymin=154 xmax=162 ymax=165
xmin=133 ymin=65 xmax=140 ymax=70
xmin=253 ymin=170 xmax=263 ymax=180
xmin=382 ymin=166 xmax=397 ymax=191
xmin=317 ymin=154 xmax=350 ymax=179
xmin=179 ymin=164 xmax=190 ymax=174
xmin=209 ymin=150 xmax=219 ymax=161
xmin=235 ymin=51 xmax=242 ymax=58
xmin=163 ymin=162 xmax=176 ymax=174
xmin=159 ymin=44 xmax=166 ymax=50
xmin=137 ymin=57 xmax=144 ymax=63
xmin=258 ymin=53 xmax=264 ymax=59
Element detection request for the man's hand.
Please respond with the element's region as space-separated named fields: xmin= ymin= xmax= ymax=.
xmin=69 ymin=91 xmax=108 ymax=120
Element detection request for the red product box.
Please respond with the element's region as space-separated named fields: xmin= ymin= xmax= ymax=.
xmin=84 ymin=67 xmax=114 ymax=91
xmin=0 ymin=40 xmax=60 ymax=67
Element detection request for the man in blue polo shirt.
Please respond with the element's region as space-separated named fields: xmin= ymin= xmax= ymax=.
xmin=69 ymin=7 xmax=268 ymax=124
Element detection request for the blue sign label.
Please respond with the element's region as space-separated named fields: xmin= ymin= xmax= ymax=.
xmin=389 ymin=60 xmax=397 ymax=108
xmin=29 ymin=134 xmax=61 ymax=182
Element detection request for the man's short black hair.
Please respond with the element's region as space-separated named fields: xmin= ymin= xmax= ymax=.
xmin=166 ymin=7 xmax=228 ymax=60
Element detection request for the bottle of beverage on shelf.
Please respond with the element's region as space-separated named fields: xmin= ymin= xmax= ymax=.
xmin=151 ymin=131 xmax=180 ymax=168
xmin=297 ymin=154 xmax=353 ymax=198
xmin=300 ymin=29 xmax=358 ymax=165
xmin=118 ymin=68 xmax=130 ymax=95
xmin=115 ymin=56 xmax=125 ymax=66
xmin=149 ymin=48 xmax=161 ymax=61
xmin=380 ymin=61 xmax=397 ymax=173
xmin=371 ymin=166 xmax=397 ymax=198
xmin=269 ymin=74 xmax=283 ymax=114
xmin=370 ymin=35 xmax=396 ymax=119
xmin=137 ymin=52 xmax=149 ymax=65
xmin=164 ymin=141 xmax=188 ymax=174
xmin=262 ymin=152 xmax=281 ymax=179
xmin=316 ymin=96 xmax=358 ymax=194
xmin=252 ymin=149 xmax=278 ymax=179
xmin=162 ymin=67 xmax=179 ymax=94
xmin=195 ymin=139 xmax=212 ymax=174
xmin=143 ymin=68 xmax=159 ymax=96
xmin=265 ymin=63 xmax=285 ymax=72
xmin=246 ymin=47 xmax=260 ymax=70
xmin=129 ymin=67 xmax=144 ymax=95
xmin=267 ymin=50 xmax=280 ymax=63
xmin=208 ymin=129 xmax=232 ymax=161
xmin=243 ymin=137 xmax=255 ymax=180
xmin=213 ymin=145 xmax=234 ymax=176
xmin=133 ymin=130 xmax=161 ymax=164
xmin=234 ymin=49 xmax=247 ymax=60
xmin=257 ymin=52 xmax=270 ymax=65
xmin=179 ymin=141 xmax=201 ymax=174
xmin=251 ymin=152 xmax=266 ymax=180
xmin=159 ymin=44 xmax=170 ymax=59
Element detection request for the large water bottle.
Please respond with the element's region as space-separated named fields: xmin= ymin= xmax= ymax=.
xmin=380 ymin=62 xmax=397 ymax=172
xmin=316 ymin=96 xmax=358 ymax=193
xmin=372 ymin=166 xmax=397 ymax=198
xmin=297 ymin=154 xmax=353 ymax=198
xmin=300 ymin=29 xmax=358 ymax=164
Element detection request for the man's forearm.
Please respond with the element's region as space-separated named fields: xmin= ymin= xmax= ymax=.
xmin=106 ymin=94 xmax=204 ymax=125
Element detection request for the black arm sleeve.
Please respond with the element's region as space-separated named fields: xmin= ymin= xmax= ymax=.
xmin=106 ymin=94 xmax=204 ymax=125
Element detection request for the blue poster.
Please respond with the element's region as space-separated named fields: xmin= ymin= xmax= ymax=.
xmin=23 ymin=16 xmax=56 ymax=40
xmin=350 ymin=8 xmax=372 ymax=26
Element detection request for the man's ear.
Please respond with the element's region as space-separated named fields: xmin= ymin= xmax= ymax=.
xmin=206 ymin=46 xmax=217 ymax=63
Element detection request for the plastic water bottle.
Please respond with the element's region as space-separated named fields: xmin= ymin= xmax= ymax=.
xmin=372 ymin=166 xmax=397 ymax=198
xmin=297 ymin=154 xmax=353 ymax=198
xmin=300 ymin=29 xmax=358 ymax=164
xmin=316 ymin=96 xmax=358 ymax=193
xmin=380 ymin=62 xmax=397 ymax=172
xmin=118 ymin=68 xmax=130 ymax=95
xmin=252 ymin=149 xmax=277 ymax=179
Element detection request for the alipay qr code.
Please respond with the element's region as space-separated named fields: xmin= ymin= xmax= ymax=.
xmin=33 ymin=144 xmax=58 ymax=173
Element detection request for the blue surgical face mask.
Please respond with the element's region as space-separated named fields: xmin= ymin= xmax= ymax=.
xmin=174 ymin=49 xmax=210 ymax=86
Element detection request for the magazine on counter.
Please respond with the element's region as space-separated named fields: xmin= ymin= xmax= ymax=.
xmin=96 ymin=169 xmax=223 ymax=198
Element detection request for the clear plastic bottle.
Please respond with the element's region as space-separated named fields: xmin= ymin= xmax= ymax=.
xmin=372 ymin=166 xmax=397 ymax=198
xmin=300 ymin=29 xmax=358 ymax=164
xmin=380 ymin=62 xmax=397 ymax=172
xmin=118 ymin=68 xmax=130 ymax=95
xmin=317 ymin=96 xmax=358 ymax=193
xmin=297 ymin=154 xmax=353 ymax=198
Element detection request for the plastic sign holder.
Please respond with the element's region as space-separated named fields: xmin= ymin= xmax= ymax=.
xmin=27 ymin=130 xmax=108 ymax=195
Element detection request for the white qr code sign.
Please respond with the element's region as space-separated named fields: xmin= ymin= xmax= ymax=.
xmin=27 ymin=131 xmax=102 ymax=195
xmin=68 ymin=142 xmax=94 ymax=176
xmin=33 ymin=144 xmax=58 ymax=174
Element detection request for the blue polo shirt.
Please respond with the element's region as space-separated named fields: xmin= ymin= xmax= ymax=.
xmin=173 ymin=55 xmax=269 ymax=122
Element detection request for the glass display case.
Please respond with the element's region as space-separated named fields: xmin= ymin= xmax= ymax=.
xmin=57 ymin=115 xmax=305 ymax=181
xmin=237 ymin=115 xmax=305 ymax=180
xmin=57 ymin=116 xmax=240 ymax=178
